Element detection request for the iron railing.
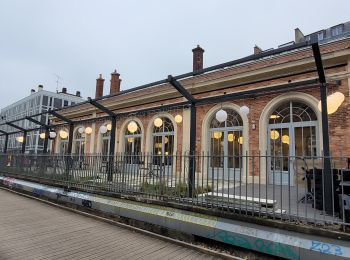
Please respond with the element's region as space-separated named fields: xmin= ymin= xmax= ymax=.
xmin=0 ymin=153 xmax=349 ymax=229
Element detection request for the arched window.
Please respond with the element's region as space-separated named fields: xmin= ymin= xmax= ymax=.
xmin=101 ymin=127 xmax=111 ymax=156
xmin=59 ymin=130 xmax=69 ymax=155
xmin=152 ymin=117 xmax=174 ymax=166
xmin=73 ymin=129 xmax=85 ymax=158
xmin=268 ymin=101 xmax=318 ymax=185
xmin=209 ymin=109 xmax=243 ymax=177
xmin=124 ymin=121 xmax=142 ymax=155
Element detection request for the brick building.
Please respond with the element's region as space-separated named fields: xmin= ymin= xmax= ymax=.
xmin=46 ymin=21 xmax=350 ymax=186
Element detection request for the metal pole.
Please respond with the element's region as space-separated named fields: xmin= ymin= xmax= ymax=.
xmin=108 ymin=116 xmax=116 ymax=182
xmin=312 ymin=43 xmax=333 ymax=214
xmin=319 ymin=82 xmax=333 ymax=214
xmin=188 ymin=104 xmax=196 ymax=197
xmin=43 ymin=128 xmax=49 ymax=154
xmin=21 ymin=131 xmax=27 ymax=154
xmin=3 ymin=134 xmax=8 ymax=153
xmin=67 ymin=123 xmax=74 ymax=154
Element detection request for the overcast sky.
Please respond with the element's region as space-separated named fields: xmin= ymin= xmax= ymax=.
xmin=1 ymin=0 xmax=350 ymax=107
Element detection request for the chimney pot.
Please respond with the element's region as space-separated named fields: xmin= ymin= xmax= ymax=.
xmin=62 ymin=87 xmax=67 ymax=93
xmin=192 ymin=45 xmax=204 ymax=72
xmin=110 ymin=70 xmax=121 ymax=95
xmin=96 ymin=74 xmax=104 ymax=98
xmin=38 ymin=85 xmax=43 ymax=91
xmin=295 ymin=28 xmax=304 ymax=43
xmin=76 ymin=91 xmax=81 ymax=97
xmin=30 ymin=89 xmax=35 ymax=94
xmin=254 ymin=45 xmax=263 ymax=55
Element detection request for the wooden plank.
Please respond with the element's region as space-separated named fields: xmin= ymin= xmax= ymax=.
xmin=0 ymin=189 xmax=221 ymax=260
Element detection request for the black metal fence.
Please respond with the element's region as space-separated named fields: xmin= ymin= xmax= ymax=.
xmin=0 ymin=153 xmax=349 ymax=229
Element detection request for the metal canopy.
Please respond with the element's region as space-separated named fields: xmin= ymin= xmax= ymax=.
xmin=25 ymin=116 xmax=48 ymax=128
xmin=6 ymin=122 xmax=26 ymax=132
xmin=167 ymin=75 xmax=196 ymax=104
xmin=0 ymin=39 xmax=317 ymax=133
xmin=48 ymin=110 xmax=73 ymax=124
xmin=87 ymin=97 xmax=117 ymax=117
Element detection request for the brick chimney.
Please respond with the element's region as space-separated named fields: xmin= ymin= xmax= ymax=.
xmin=110 ymin=70 xmax=121 ymax=95
xmin=192 ymin=45 xmax=204 ymax=72
xmin=95 ymin=74 xmax=104 ymax=99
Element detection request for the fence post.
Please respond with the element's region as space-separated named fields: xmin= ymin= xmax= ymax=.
xmin=107 ymin=116 xmax=116 ymax=182
xmin=188 ymin=105 xmax=196 ymax=197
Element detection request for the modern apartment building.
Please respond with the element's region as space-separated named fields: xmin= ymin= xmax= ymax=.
xmin=0 ymin=86 xmax=83 ymax=153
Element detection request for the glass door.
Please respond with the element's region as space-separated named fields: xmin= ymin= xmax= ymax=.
xmin=210 ymin=129 xmax=242 ymax=180
xmin=152 ymin=134 xmax=173 ymax=176
xmin=268 ymin=127 xmax=291 ymax=185
xmin=268 ymin=125 xmax=317 ymax=185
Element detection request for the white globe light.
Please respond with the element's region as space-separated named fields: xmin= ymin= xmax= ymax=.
xmin=78 ymin=127 xmax=85 ymax=134
xmin=212 ymin=131 xmax=223 ymax=139
xmin=238 ymin=136 xmax=243 ymax=145
xmin=39 ymin=133 xmax=46 ymax=139
xmin=333 ymin=92 xmax=345 ymax=105
xmin=318 ymin=91 xmax=345 ymax=115
xmin=127 ymin=121 xmax=138 ymax=133
xmin=154 ymin=117 xmax=163 ymax=128
xmin=49 ymin=131 xmax=57 ymax=139
xmin=228 ymin=133 xmax=235 ymax=142
xmin=59 ymin=130 xmax=68 ymax=139
xmin=175 ymin=114 xmax=183 ymax=123
xmin=100 ymin=125 xmax=107 ymax=134
xmin=107 ymin=123 xmax=112 ymax=131
xmin=270 ymin=130 xmax=280 ymax=140
xmin=164 ymin=137 xmax=169 ymax=144
xmin=282 ymin=135 xmax=290 ymax=145
xmin=85 ymin=127 xmax=93 ymax=134
xmin=16 ymin=136 xmax=24 ymax=143
xmin=216 ymin=109 xmax=227 ymax=123
xmin=240 ymin=105 xmax=250 ymax=115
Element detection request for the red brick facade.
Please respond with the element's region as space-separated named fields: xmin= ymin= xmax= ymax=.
xmin=52 ymin=38 xmax=350 ymax=158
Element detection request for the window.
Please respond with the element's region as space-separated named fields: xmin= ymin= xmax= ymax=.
xmin=63 ymin=100 xmax=69 ymax=107
xmin=124 ymin=121 xmax=142 ymax=164
xmin=74 ymin=130 xmax=85 ymax=159
xmin=53 ymin=98 xmax=62 ymax=108
xmin=331 ymin=25 xmax=343 ymax=37
xmin=268 ymin=101 xmax=318 ymax=185
xmin=152 ymin=117 xmax=174 ymax=167
xmin=43 ymin=95 xmax=48 ymax=106
xmin=209 ymin=109 xmax=243 ymax=178
xmin=317 ymin=31 xmax=324 ymax=41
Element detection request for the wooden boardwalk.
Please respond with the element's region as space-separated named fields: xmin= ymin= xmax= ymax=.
xmin=0 ymin=189 xmax=221 ymax=260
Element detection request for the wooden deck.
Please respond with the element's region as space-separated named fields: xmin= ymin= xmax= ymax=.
xmin=0 ymin=189 xmax=221 ymax=260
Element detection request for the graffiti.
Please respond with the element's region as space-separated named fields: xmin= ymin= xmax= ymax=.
xmin=14 ymin=183 xmax=23 ymax=190
xmin=310 ymin=241 xmax=343 ymax=256
xmin=33 ymin=188 xmax=45 ymax=197
xmin=3 ymin=177 xmax=16 ymax=187
xmin=166 ymin=211 xmax=175 ymax=217
xmin=255 ymin=239 xmax=299 ymax=260
xmin=56 ymin=193 xmax=68 ymax=200
xmin=82 ymin=199 xmax=92 ymax=208
xmin=213 ymin=231 xmax=252 ymax=250
xmin=209 ymin=231 xmax=299 ymax=260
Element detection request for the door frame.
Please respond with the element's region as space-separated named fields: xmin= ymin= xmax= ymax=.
xmin=268 ymin=121 xmax=319 ymax=186
xmin=208 ymin=126 xmax=243 ymax=181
